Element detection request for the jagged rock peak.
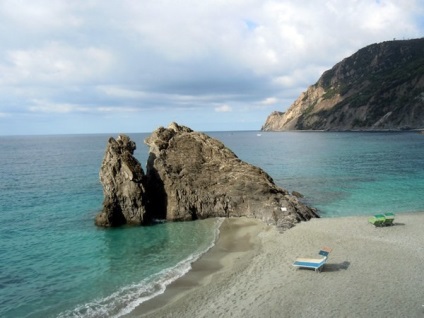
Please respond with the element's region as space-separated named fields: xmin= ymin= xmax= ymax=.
xmin=262 ymin=38 xmax=424 ymax=131
xmin=95 ymin=134 xmax=147 ymax=227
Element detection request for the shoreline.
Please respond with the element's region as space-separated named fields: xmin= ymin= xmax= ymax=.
xmin=125 ymin=217 xmax=267 ymax=317
xmin=126 ymin=213 xmax=424 ymax=318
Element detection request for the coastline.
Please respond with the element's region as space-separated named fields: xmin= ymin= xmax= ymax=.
xmin=125 ymin=217 xmax=266 ymax=317
xmin=126 ymin=213 xmax=424 ymax=318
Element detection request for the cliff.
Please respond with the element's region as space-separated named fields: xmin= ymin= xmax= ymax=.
xmin=262 ymin=38 xmax=424 ymax=131
xmin=95 ymin=123 xmax=318 ymax=229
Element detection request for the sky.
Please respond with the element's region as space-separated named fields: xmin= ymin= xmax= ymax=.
xmin=0 ymin=0 xmax=423 ymax=135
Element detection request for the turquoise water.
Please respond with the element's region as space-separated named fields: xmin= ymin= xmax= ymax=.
xmin=1 ymin=131 xmax=423 ymax=317
xmin=211 ymin=131 xmax=424 ymax=217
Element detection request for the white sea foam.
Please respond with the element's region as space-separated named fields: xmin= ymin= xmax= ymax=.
xmin=58 ymin=218 xmax=224 ymax=318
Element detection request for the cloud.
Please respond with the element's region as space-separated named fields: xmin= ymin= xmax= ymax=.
xmin=96 ymin=106 xmax=140 ymax=113
xmin=98 ymin=86 xmax=147 ymax=99
xmin=28 ymin=99 xmax=90 ymax=113
xmin=0 ymin=0 xmax=423 ymax=134
xmin=261 ymin=97 xmax=278 ymax=105
xmin=0 ymin=42 xmax=114 ymax=85
xmin=0 ymin=1 xmax=82 ymax=31
xmin=215 ymin=104 xmax=233 ymax=112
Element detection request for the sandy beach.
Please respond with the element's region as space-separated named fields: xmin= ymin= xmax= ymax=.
xmin=126 ymin=213 xmax=424 ymax=318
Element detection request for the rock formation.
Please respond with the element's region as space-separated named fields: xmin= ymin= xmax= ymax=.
xmin=262 ymin=38 xmax=424 ymax=131
xmin=96 ymin=123 xmax=319 ymax=229
xmin=96 ymin=123 xmax=318 ymax=228
xmin=95 ymin=135 xmax=148 ymax=227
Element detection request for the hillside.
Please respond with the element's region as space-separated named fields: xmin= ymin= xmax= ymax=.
xmin=262 ymin=38 xmax=424 ymax=131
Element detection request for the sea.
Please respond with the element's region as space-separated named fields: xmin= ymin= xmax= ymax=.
xmin=1 ymin=131 xmax=423 ymax=317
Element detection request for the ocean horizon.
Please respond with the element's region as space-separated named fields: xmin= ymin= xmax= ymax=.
xmin=1 ymin=131 xmax=424 ymax=317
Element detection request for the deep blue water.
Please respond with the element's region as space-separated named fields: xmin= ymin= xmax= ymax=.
xmin=1 ymin=131 xmax=423 ymax=317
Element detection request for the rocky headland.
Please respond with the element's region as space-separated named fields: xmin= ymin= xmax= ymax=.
xmin=95 ymin=123 xmax=318 ymax=229
xmin=262 ymin=38 xmax=424 ymax=131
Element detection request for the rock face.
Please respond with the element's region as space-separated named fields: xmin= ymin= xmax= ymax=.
xmin=143 ymin=123 xmax=318 ymax=229
xmin=96 ymin=123 xmax=318 ymax=229
xmin=95 ymin=135 xmax=148 ymax=227
xmin=262 ymin=38 xmax=424 ymax=131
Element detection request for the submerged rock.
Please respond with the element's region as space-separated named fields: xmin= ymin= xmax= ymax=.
xmin=95 ymin=135 xmax=148 ymax=227
xmin=144 ymin=122 xmax=318 ymax=229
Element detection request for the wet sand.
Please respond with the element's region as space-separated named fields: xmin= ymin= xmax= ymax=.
xmin=126 ymin=213 xmax=424 ymax=318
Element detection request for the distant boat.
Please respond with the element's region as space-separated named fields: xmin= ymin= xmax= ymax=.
xmin=257 ymin=133 xmax=262 ymax=136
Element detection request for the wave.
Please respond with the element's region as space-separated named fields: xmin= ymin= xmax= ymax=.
xmin=58 ymin=218 xmax=224 ymax=318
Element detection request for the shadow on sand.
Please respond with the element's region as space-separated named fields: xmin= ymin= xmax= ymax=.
xmin=323 ymin=261 xmax=351 ymax=272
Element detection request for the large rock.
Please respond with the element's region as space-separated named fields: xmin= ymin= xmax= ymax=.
xmin=95 ymin=123 xmax=319 ymax=228
xmin=144 ymin=122 xmax=318 ymax=229
xmin=95 ymin=135 xmax=148 ymax=227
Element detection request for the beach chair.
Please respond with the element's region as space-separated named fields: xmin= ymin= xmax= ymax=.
xmin=292 ymin=247 xmax=332 ymax=273
xmin=383 ymin=213 xmax=395 ymax=226
xmin=368 ymin=214 xmax=386 ymax=227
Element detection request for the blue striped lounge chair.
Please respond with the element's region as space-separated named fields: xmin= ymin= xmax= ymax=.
xmin=292 ymin=247 xmax=332 ymax=273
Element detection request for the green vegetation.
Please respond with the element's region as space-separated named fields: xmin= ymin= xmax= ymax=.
xmin=288 ymin=38 xmax=424 ymax=130
xmin=304 ymin=101 xmax=317 ymax=115
xmin=322 ymin=87 xmax=338 ymax=100
xmin=328 ymin=39 xmax=422 ymax=124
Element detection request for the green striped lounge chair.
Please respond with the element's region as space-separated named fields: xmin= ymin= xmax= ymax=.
xmin=368 ymin=214 xmax=386 ymax=227
xmin=383 ymin=213 xmax=395 ymax=226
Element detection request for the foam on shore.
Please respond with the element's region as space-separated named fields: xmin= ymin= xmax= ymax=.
xmin=126 ymin=213 xmax=424 ymax=318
